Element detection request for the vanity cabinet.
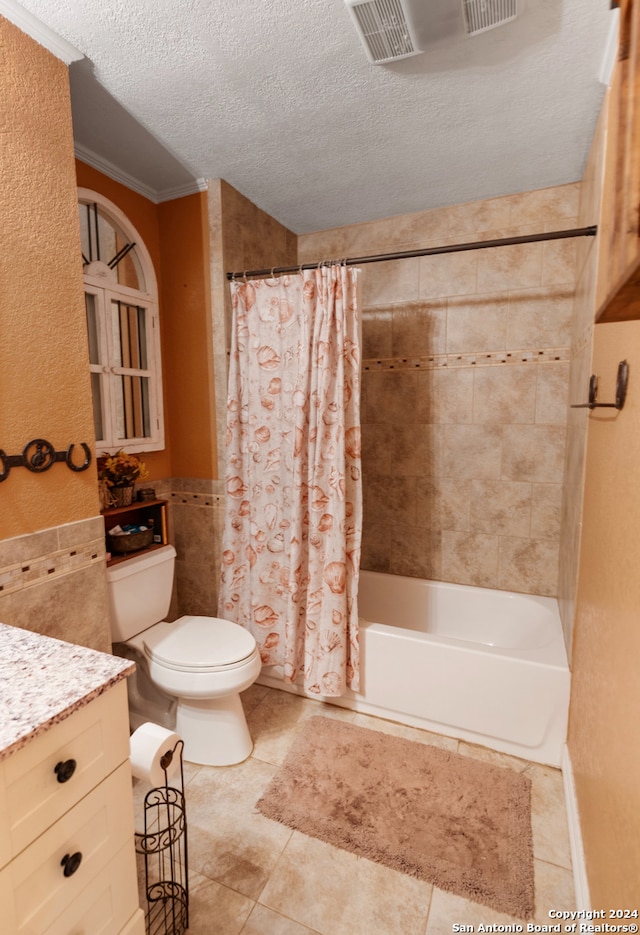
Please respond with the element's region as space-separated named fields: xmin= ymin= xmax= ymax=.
xmin=102 ymin=498 xmax=168 ymax=567
xmin=0 ymin=626 xmax=145 ymax=935
xmin=597 ymin=0 xmax=640 ymax=321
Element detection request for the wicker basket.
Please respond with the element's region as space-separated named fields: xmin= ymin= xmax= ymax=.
xmin=108 ymin=528 xmax=154 ymax=555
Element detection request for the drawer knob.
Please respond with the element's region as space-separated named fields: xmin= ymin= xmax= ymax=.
xmin=61 ymin=851 xmax=83 ymax=877
xmin=54 ymin=758 xmax=77 ymax=783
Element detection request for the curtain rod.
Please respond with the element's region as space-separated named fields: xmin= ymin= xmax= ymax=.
xmin=226 ymin=225 xmax=597 ymax=280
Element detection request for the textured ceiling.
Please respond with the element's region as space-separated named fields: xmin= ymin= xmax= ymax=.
xmin=11 ymin=0 xmax=614 ymax=233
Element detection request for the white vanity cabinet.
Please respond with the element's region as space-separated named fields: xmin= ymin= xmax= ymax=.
xmin=0 ymin=624 xmax=145 ymax=935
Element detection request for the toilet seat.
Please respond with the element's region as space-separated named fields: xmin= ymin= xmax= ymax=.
xmin=142 ymin=615 xmax=258 ymax=673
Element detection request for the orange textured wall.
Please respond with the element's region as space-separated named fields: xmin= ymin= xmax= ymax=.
xmin=159 ymin=193 xmax=216 ymax=478
xmin=1 ymin=17 xmax=98 ymax=539
xmin=568 ymin=321 xmax=640 ymax=902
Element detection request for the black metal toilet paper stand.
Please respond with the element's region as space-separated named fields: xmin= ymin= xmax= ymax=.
xmin=135 ymin=740 xmax=189 ymax=935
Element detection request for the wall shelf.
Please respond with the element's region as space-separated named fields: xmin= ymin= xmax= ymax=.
xmin=101 ymin=499 xmax=168 ymax=567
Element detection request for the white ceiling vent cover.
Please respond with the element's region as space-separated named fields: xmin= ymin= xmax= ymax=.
xmin=462 ymin=0 xmax=518 ymax=35
xmin=345 ymin=0 xmax=422 ymax=64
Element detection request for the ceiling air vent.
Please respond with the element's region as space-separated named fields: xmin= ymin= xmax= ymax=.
xmin=344 ymin=0 xmax=422 ymax=64
xmin=462 ymin=0 xmax=517 ymax=36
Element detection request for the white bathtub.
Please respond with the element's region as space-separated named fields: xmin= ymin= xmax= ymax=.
xmin=257 ymin=571 xmax=571 ymax=767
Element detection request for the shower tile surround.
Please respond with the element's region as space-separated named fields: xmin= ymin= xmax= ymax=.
xmin=299 ymin=184 xmax=580 ymax=596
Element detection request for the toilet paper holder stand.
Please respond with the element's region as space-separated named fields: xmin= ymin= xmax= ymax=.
xmin=135 ymin=739 xmax=189 ymax=935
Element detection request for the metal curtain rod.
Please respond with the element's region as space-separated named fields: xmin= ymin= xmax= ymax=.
xmin=226 ymin=225 xmax=598 ymax=280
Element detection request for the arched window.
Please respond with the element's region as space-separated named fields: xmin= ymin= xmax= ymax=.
xmin=78 ymin=189 xmax=164 ymax=452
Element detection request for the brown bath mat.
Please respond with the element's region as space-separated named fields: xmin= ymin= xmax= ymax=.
xmin=256 ymin=716 xmax=535 ymax=918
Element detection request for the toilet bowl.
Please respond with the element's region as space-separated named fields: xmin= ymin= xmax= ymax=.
xmin=106 ymin=544 xmax=262 ymax=767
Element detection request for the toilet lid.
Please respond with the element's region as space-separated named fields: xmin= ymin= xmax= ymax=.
xmin=142 ymin=615 xmax=257 ymax=671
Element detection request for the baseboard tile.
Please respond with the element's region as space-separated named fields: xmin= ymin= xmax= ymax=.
xmin=562 ymin=743 xmax=591 ymax=908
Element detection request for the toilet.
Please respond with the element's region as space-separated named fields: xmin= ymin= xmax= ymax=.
xmin=106 ymin=544 xmax=262 ymax=767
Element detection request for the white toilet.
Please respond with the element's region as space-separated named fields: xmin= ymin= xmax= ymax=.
xmin=106 ymin=544 xmax=262 ymax=767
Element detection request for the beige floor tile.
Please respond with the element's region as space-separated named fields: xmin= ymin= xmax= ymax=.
xmin=246 ymin=686 xmax=329 ymax=766
xmin=347 ymin=710 xmax=458 ymax=752
xmin=525 ymin=763 xmax=572 ymax=869
xmin=185 ymin=756 xmax=293 ymax=899
xmin=425 ymin=885 xmax=524 ymax=934
xmin=186 ymin=871 xmax=254 ymax=935
xmin=259 ymin=831 xmax=432 ymax=935
xmin=241 ymin=903 xmax=322 ymax=934
xmin=242 ymin=682 xmax=271 ymax=715
xmin=532 ymin=859 xmax=576 ymax=921
xmin=456 ymin=740 xmax=531 ymax=772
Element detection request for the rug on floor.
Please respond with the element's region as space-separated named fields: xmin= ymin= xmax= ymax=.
xmin=256 ymin=715 xmax=535 ymax=918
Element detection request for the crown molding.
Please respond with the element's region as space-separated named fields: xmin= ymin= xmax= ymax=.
xmin=156 ymin=178 xmax=209 ymax=203
xmin=75 ymin=143 xmax=207 ymax=204
xmin=0 ymin=0 xmax=83 ymax=63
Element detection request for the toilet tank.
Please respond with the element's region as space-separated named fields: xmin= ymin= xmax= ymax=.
xmin=106 ymin=544 xmax=177 ymax=642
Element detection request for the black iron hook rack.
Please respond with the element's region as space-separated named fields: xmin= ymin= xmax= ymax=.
xmin=0 ymin=438 xmax=92 ymax=483
xmin=571 ymin=360 xmax=629 ymax=412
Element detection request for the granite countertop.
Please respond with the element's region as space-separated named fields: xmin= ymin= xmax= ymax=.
xmin=0 ymin=622 xmax=134 ymax=762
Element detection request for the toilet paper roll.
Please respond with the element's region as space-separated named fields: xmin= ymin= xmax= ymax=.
xmin=129 ymin=722 xmax=181 ymax=786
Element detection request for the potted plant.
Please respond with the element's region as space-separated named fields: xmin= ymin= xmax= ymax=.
xmin=99 ymin=450 xmax=149 ymax=508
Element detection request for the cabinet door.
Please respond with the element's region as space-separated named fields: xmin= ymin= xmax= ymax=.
xmin=0 ymin=681 xmax=130 ymax=866
xmin=38 ymin=841 xmax=141 ymax=935
xmin=0 ymin=762 xmax=135 ymax=933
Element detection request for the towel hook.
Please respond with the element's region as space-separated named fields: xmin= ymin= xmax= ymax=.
xmin=571 ymin=360 xmax=629 ymax=411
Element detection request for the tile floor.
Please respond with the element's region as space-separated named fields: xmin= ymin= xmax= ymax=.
xmin=133 ymin=684 xmax=575 ymax=935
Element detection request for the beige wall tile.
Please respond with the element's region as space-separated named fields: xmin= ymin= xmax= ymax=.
xmin=542 ymin=239 xmax=578 ymax=286
xmin=419 ymin=250 xmax=478 ymax=298
xmin=0 ymin=563 xmax=111 ymax=652
xmin=472 ymin=365 xmax=537 ymax=424
xmin=470 ymin=479 xmax=532 ymax=537
xmin=442 ymin=424 xmax=503 ymax=478
xmin=416 ymin=476 xmax=472 ymax=531
xmin=392 ymin=424 xmax=442 ymax=476
xmin=417 ymin=368 xmax=474 ymax=424
xmin=530 ymin=484 xmax=562 ymax=541
xmin=441 ymin=530 xmax=500 ymax=588
xmin=446 ymin=196 xmax=512 ymax=236
xmin=502 ymin=425 xmax=566 ymax=483
xmin=507 ymin=185 xmax=581 ymax=229
xmin=362 ymin=307 xmax=392 ymax=358
xmin=361 ymin=422 xmax=393 ymax=474
xmin=392 ymin=302 xmax=447 ymax=357
xmin=363 ymin=371 xmax=419 ymax=424
xmin=476 ymin=242 xmax=543 ymax=293
xmin=498 ymin=537 xmax=559 ymax=596
xmin=535 ymin=362 xmax=570 ymax=425
xmin=446 ymin=293 xmax=510 ymax=353
xmin=364 ymin=475 xmax=417 ymax=526
xmin=506 ymin=287 xmax=574 ymax=349
xmin=361 ymin=258 xmax=419 ymax=307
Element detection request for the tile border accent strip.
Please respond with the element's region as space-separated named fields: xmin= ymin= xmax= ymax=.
xmin=0 ymin=540 xmax=104 ymax=597
xmin=363 ymin=346 xmax=570 ymax=372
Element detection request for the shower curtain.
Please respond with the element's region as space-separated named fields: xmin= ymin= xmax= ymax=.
xmin=218 ymin=266 xmax=362 ymax=696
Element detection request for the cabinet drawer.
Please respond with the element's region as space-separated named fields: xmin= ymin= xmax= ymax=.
xmin=37 ymin=841 xmax=141 ymax=935
xmin=0 ymin=761 xmax=135 ymax=934
xmin=0 ymin=681 xmax=130 ymax=866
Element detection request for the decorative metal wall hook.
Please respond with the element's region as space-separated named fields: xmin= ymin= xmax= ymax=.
xmin=571 ymin=360 xmax=629 ymax=411
xmin=0 ymin=439 xmax=92 ymax=482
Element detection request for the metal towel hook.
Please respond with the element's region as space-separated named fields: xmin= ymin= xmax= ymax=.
xmin=571 ymin=360 xmax=629 ymax=411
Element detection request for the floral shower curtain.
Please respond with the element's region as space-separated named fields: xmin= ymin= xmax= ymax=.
xmin=218 ymin=266 xmax=362 ymax=696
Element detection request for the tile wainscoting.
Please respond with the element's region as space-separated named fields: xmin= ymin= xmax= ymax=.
xmin=0 ymin=515 xmax=111 ymax=652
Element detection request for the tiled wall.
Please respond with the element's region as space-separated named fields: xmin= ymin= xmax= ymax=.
xmin=169 ymin=478 xmax=225 ymax=617
xmin=299 ymin=185 xmax=581 ymax=596
xmin=0 ymin=516 xmax=111 ymax=652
